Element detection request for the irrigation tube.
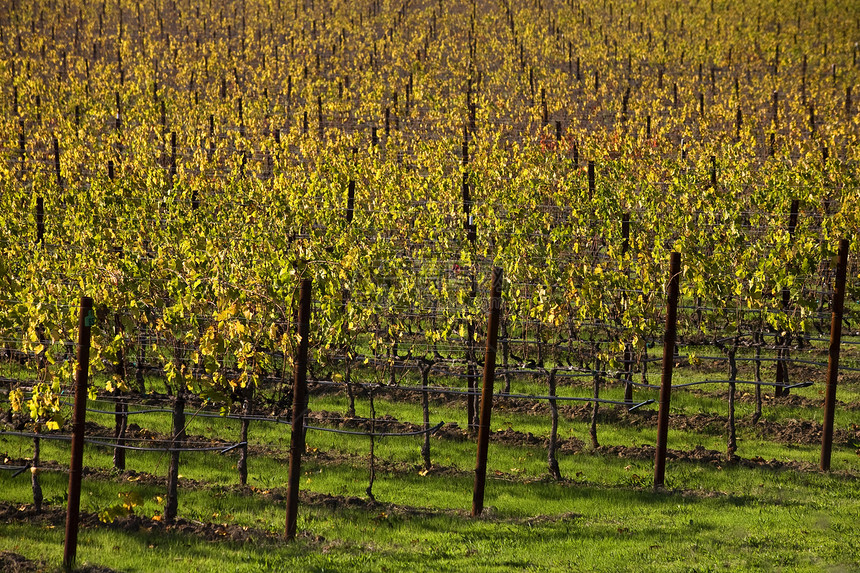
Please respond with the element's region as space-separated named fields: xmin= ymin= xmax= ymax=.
xmin=309 ymin=378 xmax=656 ymax=409
xmin=669 ymin=380 xmax=814 ymax=390
xmin=304 ymin=420 xmax=446 ymax=437
xmin=58 ymin=375 xmax=813 ymax=426
xmin=0 ymin=420 xmax=449 ymax=458
xmin=0 ymin=430 xmax=245 ymax=454
xmin=614 ymin=375 xmax=815 ymax=391
xmin=75 ymin=403 xmax=293 ymax=424
xmin=83 ymin=439 xmax=248 ymax=454
xmin=73 ymin=385 xmax=654 ymax=420
xmin=0 ymin=420 xmax=448 ymax=480
xmin=0 ymin=464 xmax=31 ymax=478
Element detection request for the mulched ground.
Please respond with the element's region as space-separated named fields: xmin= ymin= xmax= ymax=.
xmin=0 ymin=549 xmax=119 ymax=572
xmin=0 ymin=500 xmax=282 ymax=545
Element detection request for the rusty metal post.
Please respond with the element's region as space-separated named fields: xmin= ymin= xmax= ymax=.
xmin=286 ymin=278 xmax=312 ymax=540
xmin=821 ymin=239 xmax=849 ymax=471
xmin=63 ymin=297 xmax=93 ymax=571
xmin=472 ymin=267 xmax=503 ymax=517
xmin=654 ymin=252 xmax=681 ymax=489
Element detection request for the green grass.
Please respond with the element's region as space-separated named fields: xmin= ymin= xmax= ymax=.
xmin=3 ymin=338 xmax=860 ymax=571
xmin=1 ymin=463 xmax=859 ymax=572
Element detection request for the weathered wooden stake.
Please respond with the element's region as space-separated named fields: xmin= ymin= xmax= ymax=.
xmin=547 ymin=369 xmax=562 ymax=480
xmin=821 ymin=239 xmax=849 ymax=470
xmin=472 ymin=267 xmax=503 ymax=517
xmin=346 ymin=179 xmax=355 ymax=223
xmin=63 ymin=297 xmax=94 ymax=571
xmin=286 ymin=278 xmax=312 ymax=539
xmin=654 ymin=252 xmax=681 ymax=489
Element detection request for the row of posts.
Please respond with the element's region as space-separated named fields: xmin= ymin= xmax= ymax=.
xmin=57 ymin=238 xmax=849 ymax=566
xmin=282 ymin=239 xmax=852 ymax=530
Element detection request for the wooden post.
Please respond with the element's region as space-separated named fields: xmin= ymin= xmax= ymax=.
xmin=317 ymin=95 xmax=323 ymax=138
xmin=237 ymin=391 xmax=252 ymax=485
xmin=472 ymin=267 xmax=503 ymax=517
xmin=63 ymin=297 xmax=94 ymax=571
xmin=36 ymin=197 xmax=45 ymax=244
xmin=710 ymin=155 xmax=717 ymax=188
xmin=462 ymin=129 xmax=478 ymax=428
xmin=169 ymin=131 xmax=176 ymax=187
xmin=547 ymin=369 xmax=562 ymax=480
xmin=772 ymin=91 xmax=779 ymax=127
xmin=164 ymin=393 xmax=185 ymax=524
xmin=774 ymin=200 xmax=801 ymax=397
xmin=346 ymin=180 xmax=355 ymax=223
xmin=821 ymin=239 xmax=849 ymax=470
xmin=654 ymin=252 xmax=681 ymax=489
xmin=735 ymin=107 xmax=742 ymax=140
xmin=622 ymin=213 xmax=634 ymax=403
xmin=110 ymin=91 xmax=120 ymax=131
xmin=385 ymin=106 xmax=390 ymax=137
xmin=809 ymin=104 xmax=815 ymax=135
xmin=53 ymin=137 xmax=62 ymax=190
xmin=286 ymin=278 xmax=312 ymax=539
xmin=589 ymin=358 xmax=601 ymax=448
xmin=420 ymin=362 xmax=432 ymax=470
xmin=621 ymin=87 xmax=629 ymax=121
xmin=588 ymin=160 xmax=595 ymax=199
xmin=18 ymin=124 xmax=25 ymax=165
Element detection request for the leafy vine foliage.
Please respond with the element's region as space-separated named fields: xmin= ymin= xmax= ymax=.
xmin=0 ymin=0 xmax=857 ymax=455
